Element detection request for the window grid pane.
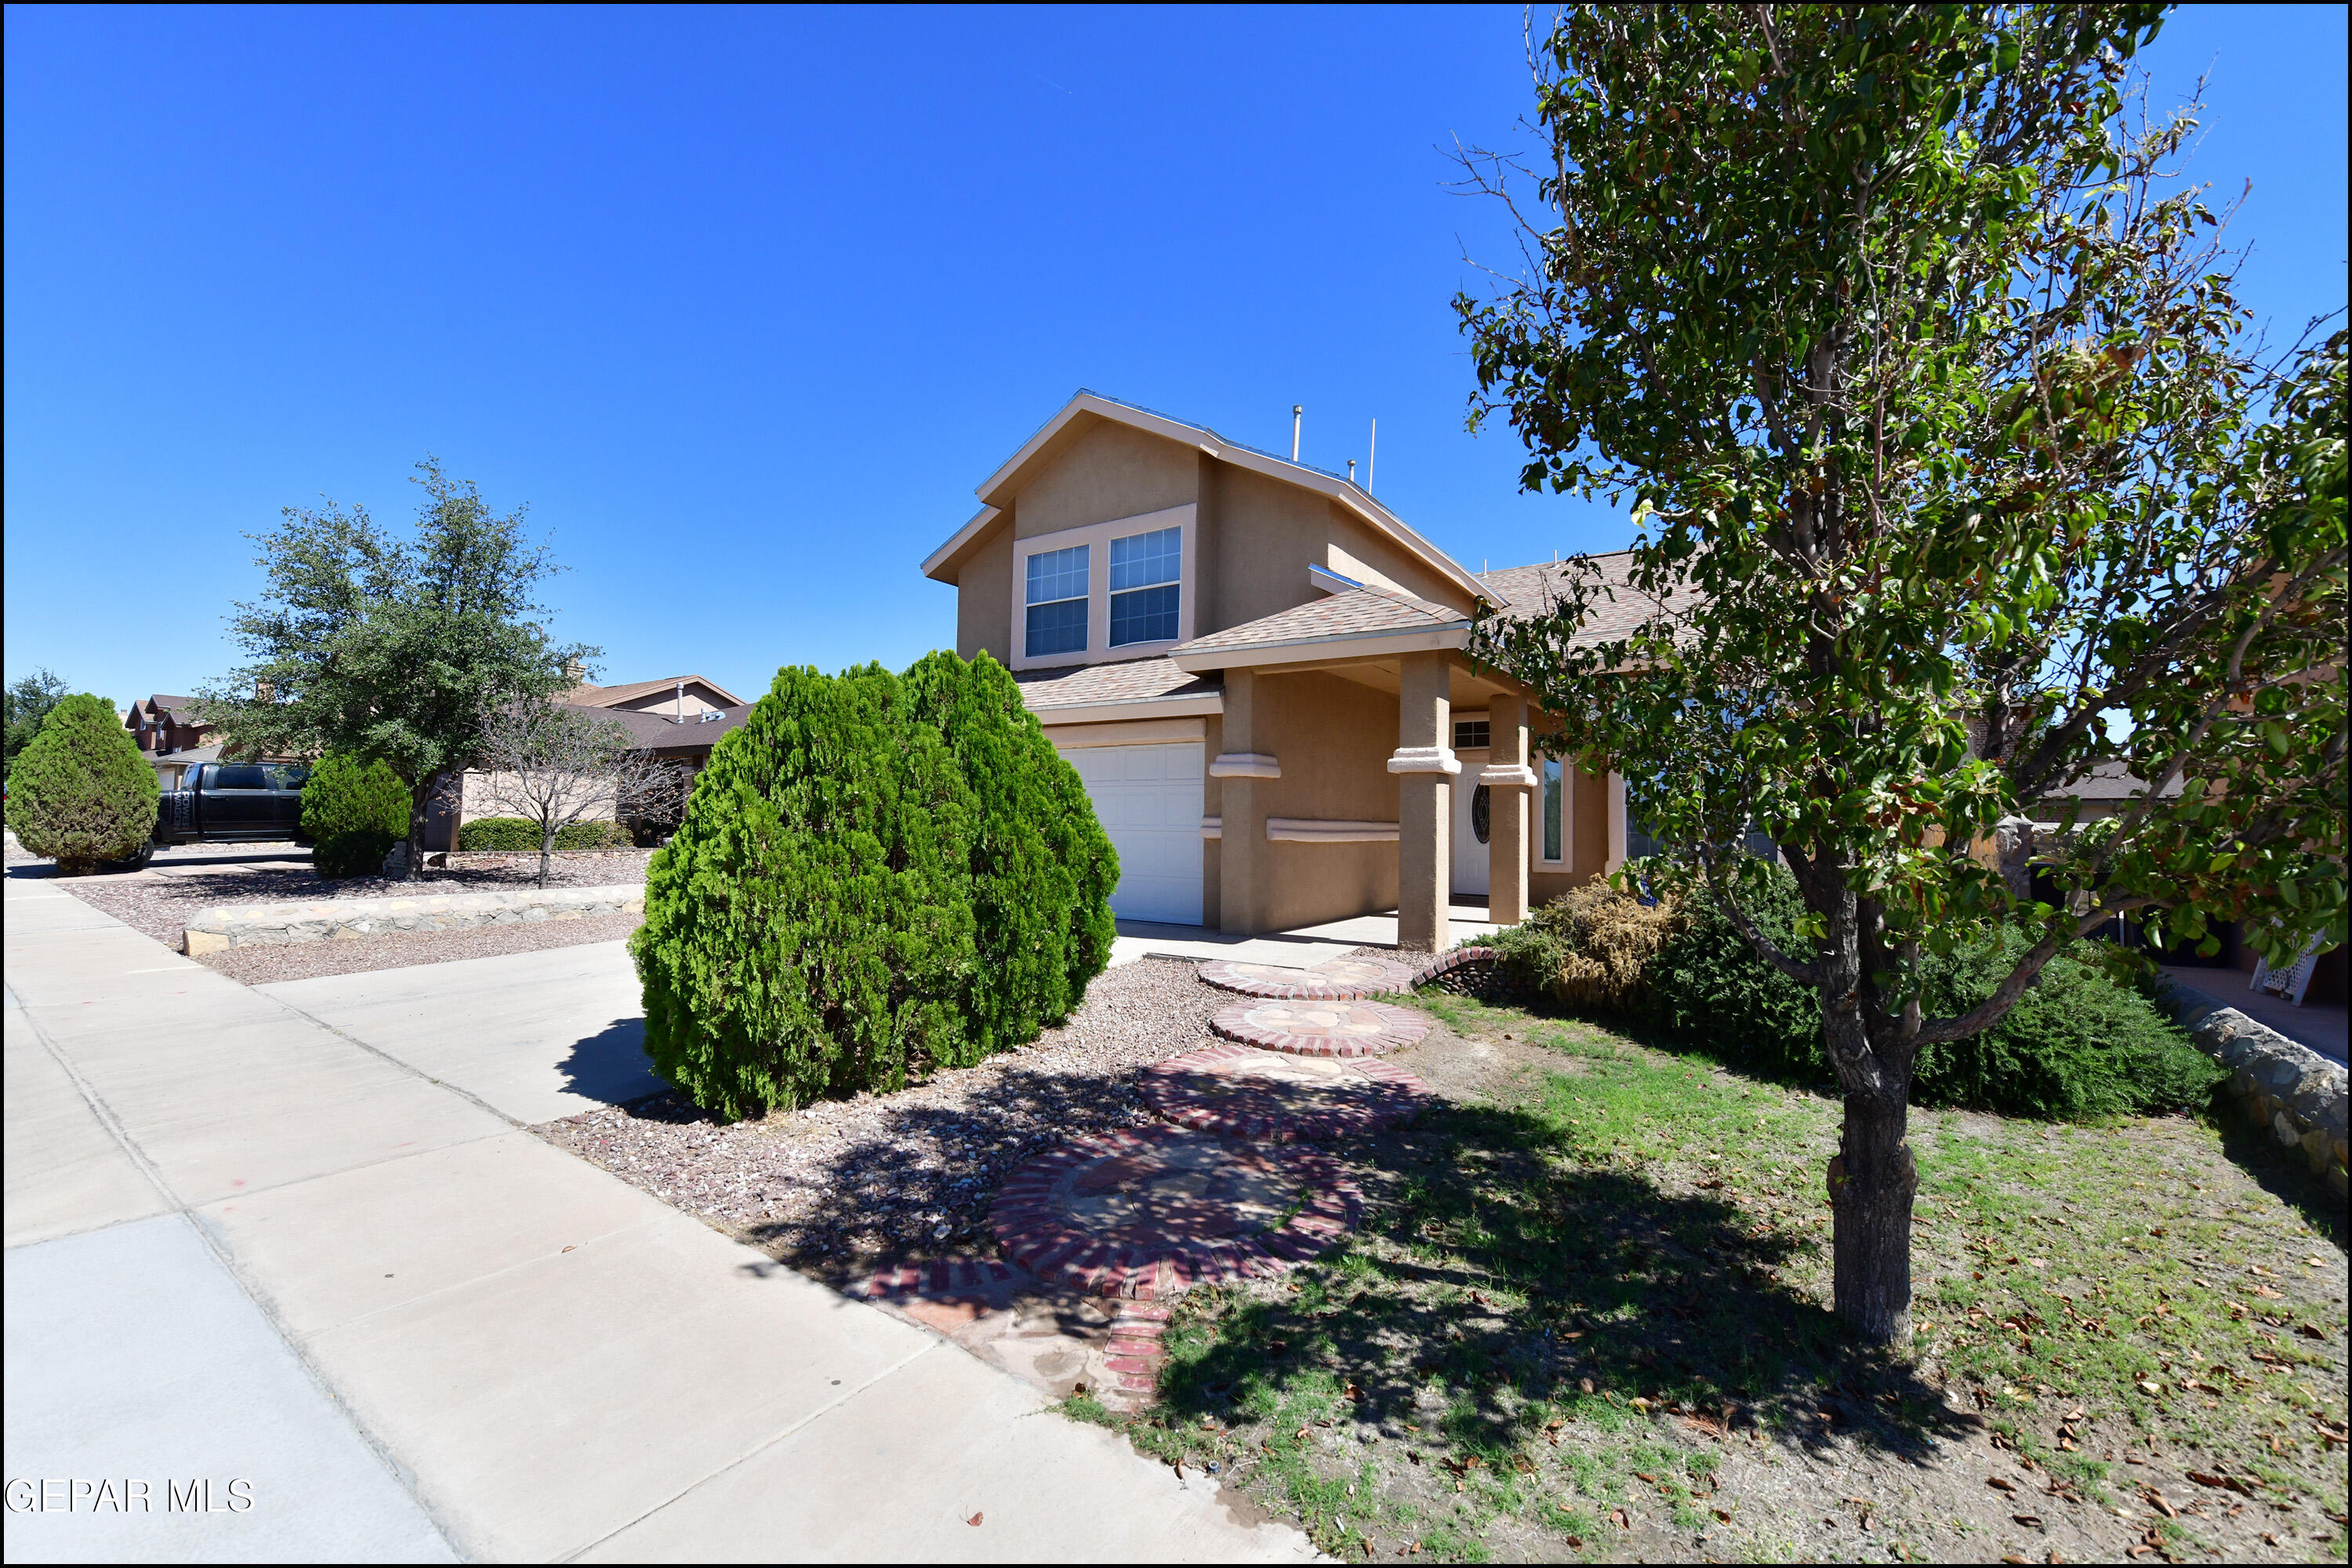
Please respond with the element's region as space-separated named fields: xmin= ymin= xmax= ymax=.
xmin=1109 ymin=583 xmax=1180 ymax=646
xmin=1541 ymin=758 xmax=1563 ymax=862
xmin=1453 ymin=719 xmax=1490 ymax=750
xmin=1025 ymin=545 xmax=1089 ymax=607
xmin=1025 ymin=597 xmax=1088 ymax=658
xmin=1109 ymin=527 xmax=1181 ymax=590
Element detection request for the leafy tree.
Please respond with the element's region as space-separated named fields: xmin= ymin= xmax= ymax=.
xmin=203 ymin=459 xmax=597 ymax=878
xmin=5 ymin=693 xmax=160 ymax=873
xmin=1459 ymin=5 xmax=2346 ymax=1341
xmin=905 ymin=651 xmax=1119 ymax=1059
xmin=632 ymin=664 xmax=978 ymax=1118
xmin=301 ymin=752 xmax=413 ymax=878
xmin=3 ymin=669 xmax=71 ymax=786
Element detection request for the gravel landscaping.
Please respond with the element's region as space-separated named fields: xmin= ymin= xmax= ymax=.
xmin=534 ymin=956 xmax=1223 ymax=1273
xmin=198 ymin=909 xmax=645 ymax=987
xmin=28 ymin=840 xmax=650 ymax=949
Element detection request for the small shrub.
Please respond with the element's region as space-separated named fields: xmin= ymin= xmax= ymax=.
xmin=1513 ymin=864 xmax=2220 ymax=1120
xmin=633 ymin=664 xmax=977 ymax=1118
xmin=4 ymin=693 xmax=159 ymax=873
xmin=459 ymin=815 xmax=630 ymax=852
xmin=302 ymin=753 xmax=412 ymax=879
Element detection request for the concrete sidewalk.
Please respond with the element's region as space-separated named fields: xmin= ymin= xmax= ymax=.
xmin=3 ymin=873 xmax=1312 ymax=1563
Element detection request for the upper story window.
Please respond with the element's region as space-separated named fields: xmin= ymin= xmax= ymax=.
xmin=1109 ymin=527 xmax=1181 ymax=646
xmin=1025 ymin=544 xmax=1090 ymax=659
xmin=1453 ymin=719 xmax=1490 ymax=750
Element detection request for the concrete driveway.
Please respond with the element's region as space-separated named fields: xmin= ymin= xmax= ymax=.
xmin=3 ymin=874 xmax=1312 ymax=1563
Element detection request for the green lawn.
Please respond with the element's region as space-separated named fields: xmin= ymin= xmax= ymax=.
xmin=1070 ymin=993 xmax=2349 ymax=1563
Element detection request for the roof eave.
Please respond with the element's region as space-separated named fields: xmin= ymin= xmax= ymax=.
xmin=920 ymin=505 xmax=1007 ymax=583
xmin=1171 ymin=622 xmax=1472 ymax=673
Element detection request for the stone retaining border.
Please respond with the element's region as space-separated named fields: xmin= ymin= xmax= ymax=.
xmin=182 ymin=883 xmax=645 ymax=955
xmin=989 ymin=1125 xmax=1363 ymax=1299
xmin=2159 ymin=977 xmax=2348 ymax=1197
xmin=1142 ymin=1043 xmax=1430 ymax=1142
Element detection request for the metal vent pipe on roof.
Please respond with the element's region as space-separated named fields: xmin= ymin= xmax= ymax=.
xmin=1290 ymin=405 xmax=1302 ymax=463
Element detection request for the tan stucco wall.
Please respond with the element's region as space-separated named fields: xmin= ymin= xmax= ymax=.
xmin=1228 ymin=670 xmax=1401 ymax=932
xmin=956 ymin=520 xmax=1014 ymax=662
xmin=1526 ymin=760 xmax=1613 ymax=907
xmin=1201 ymin=711 xmax=1223 ymax=930
xmin=1012 ymin=419 xmax=1200 ymax=541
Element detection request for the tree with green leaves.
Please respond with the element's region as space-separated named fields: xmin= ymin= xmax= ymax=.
xmin=3 ymin=669 xmax=72 ymax=786
xmin=1458 ymin=4 xmax=2346 ymax=1343
xmin=203 ymin=459 xmax=597 ymax=878
xmin=5 ymin=693 xmax=160 ymax=873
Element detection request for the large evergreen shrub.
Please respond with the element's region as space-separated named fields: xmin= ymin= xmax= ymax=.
xmin=302 ymin=753 xmax=412 ymax=878
xmin=1509 ymin=864 xmax=2220 ymax=1120
xmin=4 ymin=693 xmax=158 ymax=874
xmin=904 ymin=651 xmax=1118 ymax=1061
xmin=632 ymin=664 xmax=977 ymax=1118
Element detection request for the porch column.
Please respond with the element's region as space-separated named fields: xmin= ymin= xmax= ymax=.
xmin=1214 ymin=667 xmax=1272 ymax=935
xmin=1604 ymin=769 xmax=1628 ymax=876
xmin=1388 ymin=652 xmax=1454 ymax=951
xmin=1482 ymin=694 xmax=1532 ymax=926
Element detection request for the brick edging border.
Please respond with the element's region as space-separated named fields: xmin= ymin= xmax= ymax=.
xmin=989 ymin=1125 xmax=1364 ymax=1299
xmin=1196 ymin=957 xmax=1417 ymax=1002
xmin=1210 ymin=999 xmax=1429 ymax=1058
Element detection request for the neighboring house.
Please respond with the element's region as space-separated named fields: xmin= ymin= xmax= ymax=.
xmin=441 ymin=676 xmax=755 ymax=848
xmin=921 ymin=390 xmax=1640 ymax=946
xmin=125 ymin=695 xmax=220 ymax=786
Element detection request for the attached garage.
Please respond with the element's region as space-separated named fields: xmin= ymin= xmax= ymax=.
xmin=1061 ymin=741 xmax=1205 ymax=925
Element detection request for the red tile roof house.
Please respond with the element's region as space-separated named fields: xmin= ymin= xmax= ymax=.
xmin=921 ymin=390 xmax=1647 ymax=949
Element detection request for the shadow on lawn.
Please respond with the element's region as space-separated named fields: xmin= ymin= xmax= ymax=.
xmin=1152 ymin=1099 xmax=1975 ymax=1461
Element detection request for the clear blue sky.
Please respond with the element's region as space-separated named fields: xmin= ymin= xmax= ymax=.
xmin=6 ymin=4 xmax=2344 ymax=709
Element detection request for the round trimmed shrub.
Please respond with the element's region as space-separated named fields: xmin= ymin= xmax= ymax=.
xmin=632 ymin=664 xmax=977 ymax=1118
xmin=302 ymin=753 xmax=412 ymax=879
xmin=904 ymin=651 xmax=1118 ymax=1062
xmin=4 ymin=693 xmax=159 ymax=874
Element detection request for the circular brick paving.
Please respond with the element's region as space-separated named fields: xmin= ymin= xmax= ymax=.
xmin=1210 ymin=996 xmax=1431 ymax=1058
xmin=1196 ymin=955 xmax=1417 ymax=1000
xmin=1141 ymin=1043 xmax=1429 ymax=1142
xmin=989 ymin=1124 xmax=1362 ymax=1298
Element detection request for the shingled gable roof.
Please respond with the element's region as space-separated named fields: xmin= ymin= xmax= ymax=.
xmin=920 ymin=390 xmax=1487 ymax=601
xmin=1175 ymin=585 xmax=1467 ymax=655
xmin=1011 ymin=656 xmax=1221 ymax=713
xmin=564 ymin=674 xmax=747 ymax=710
xmin=1475 ymin=550 xmax=1693 ymax=648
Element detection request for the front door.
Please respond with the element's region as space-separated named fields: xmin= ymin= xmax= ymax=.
xmin=1450 ymin=749 xmax=1490 ymax=897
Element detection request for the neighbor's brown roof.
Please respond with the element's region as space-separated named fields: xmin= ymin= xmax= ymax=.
xmin=1175 ymin=586 xmax=1465 ymax=655
xmin=557 ymin=701 xmax=753 ymax=752
xmin=564 ymin=675 xmax=748 ymax=709
xmin=1014 ymin=657 xmax=1219 ymax=712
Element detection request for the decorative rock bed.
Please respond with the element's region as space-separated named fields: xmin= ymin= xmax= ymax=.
xmin=2160 ymin=976 xmax=2349 ymax=1196
xmin=181 ymin=883 xmax=645 ymax=955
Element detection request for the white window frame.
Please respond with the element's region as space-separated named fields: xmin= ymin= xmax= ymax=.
xmin=1535 ymin=755 xmax=1569 ymax=867
xmin=1008 ymin=503 xmax=1196 ymax=671
xmin=1023 ymin=543 xmax=1091 ymax=660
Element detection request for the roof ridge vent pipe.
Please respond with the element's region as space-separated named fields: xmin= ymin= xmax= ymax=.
xmin=1290 ymin=405 xmax=1302 ymax=463
xmin=1348 ymin=459 xmax=1357 ymax=485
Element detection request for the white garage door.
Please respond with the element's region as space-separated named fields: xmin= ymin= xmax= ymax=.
xmin=1063 ymin=742 xmax=1204 ymax=925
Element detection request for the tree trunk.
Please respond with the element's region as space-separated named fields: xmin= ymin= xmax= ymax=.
xmin=539 ymin=825 xmax=551 ymax=890
xmin=405 ymin=775 xmax=433 ymax=882
xmin=1830 ymin=1083 xmax=1918 ymax=1345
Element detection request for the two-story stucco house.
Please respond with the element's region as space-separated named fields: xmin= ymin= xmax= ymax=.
xmin=921 ymin=390 xmax=1637 ymax=949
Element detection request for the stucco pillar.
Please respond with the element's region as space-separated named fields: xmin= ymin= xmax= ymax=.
xmin=1604 ymin=769 xmax=1628 ymax=876
xmin=1214 ymin=668 xmax=1270 ymax=934
xmin=1481 ymin=695 xmax=1532 ymax=926
xmin=1388 ymin=652 xmax=1454 ymax=951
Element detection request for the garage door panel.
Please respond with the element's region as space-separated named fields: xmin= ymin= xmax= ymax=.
xmin=1057 ymin=740 xmax=1203 ymax=926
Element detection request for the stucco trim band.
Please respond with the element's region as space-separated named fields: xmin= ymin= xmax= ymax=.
xmin=1265 ymin=818 xmax=1401 ymax=844
xmin=1478 ymin=763 xmax=1540 ymax=789
xmin=1200 ymin=816 xmax=1223 ymax=839
xmin=1209 ymin=752 xmax=1281 ymax=779
xmin=1025 ymin=694 xmax=1224 ymax=726
xmin=1386 ymin=746 xmax=1462 ymax=776
xmin=1044 ymin=716 xmax=1207 ymax=749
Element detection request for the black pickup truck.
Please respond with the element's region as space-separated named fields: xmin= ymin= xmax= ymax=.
xmin=151 ymin=761 xmax=311 ymax=850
